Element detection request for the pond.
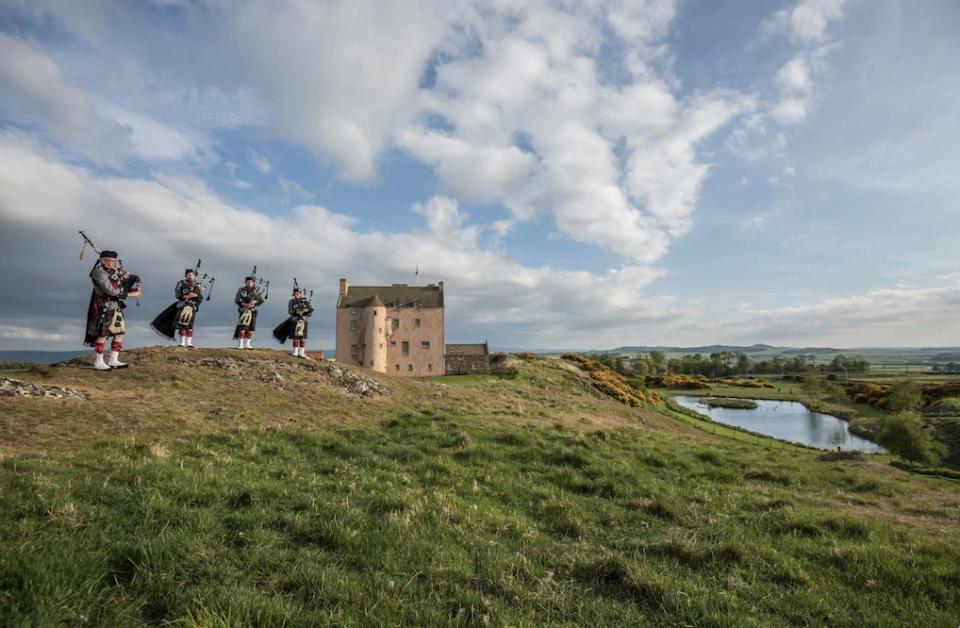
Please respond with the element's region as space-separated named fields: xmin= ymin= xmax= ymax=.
xmin=672 ymin=395 xmax=885 ymax=452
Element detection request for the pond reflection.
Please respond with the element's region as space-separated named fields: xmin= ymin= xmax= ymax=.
xmin=672 ymin=396 xmax=885 ymax=452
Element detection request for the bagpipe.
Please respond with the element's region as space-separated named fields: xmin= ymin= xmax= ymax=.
xmin=292 ymin=277 xmax=313 ymax=314
xmin=248 ymin=265 xmax=270 ymax=303
xmin=79 ymin=230 xmax=141 ymax=306
xmin=191 ymin=258 xmax=216 ymax=303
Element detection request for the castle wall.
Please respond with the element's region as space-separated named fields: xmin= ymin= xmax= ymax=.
xmin=383 ymin=306 xmax=444 ymax=377
xmin=336 ymin=303 xmax=444 ymax=377
xmin=335 ymin=307 xmax=363 ymax=368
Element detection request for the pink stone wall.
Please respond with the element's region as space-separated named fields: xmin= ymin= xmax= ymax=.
xmin=336 ymin=304 xmax=445 ymax=377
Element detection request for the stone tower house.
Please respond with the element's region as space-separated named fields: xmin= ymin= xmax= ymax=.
xmin=335 ymin=279 xmax=445 ymax=377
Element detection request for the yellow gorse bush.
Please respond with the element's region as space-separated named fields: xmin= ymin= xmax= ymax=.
xmin=562 ymin=354 xmax=660 ymax=407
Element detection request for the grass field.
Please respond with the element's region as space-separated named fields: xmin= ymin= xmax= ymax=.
xmin=1 ymin=349 xmax=959 ymax=625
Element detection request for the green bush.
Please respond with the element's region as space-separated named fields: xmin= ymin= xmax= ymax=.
xmin=876 ymin=412 xmax=947 ymax=466
xmin=928 ymin=417 xmax=960 ymax=467
xmin=923 ymin=398 xmax=960 ymax=417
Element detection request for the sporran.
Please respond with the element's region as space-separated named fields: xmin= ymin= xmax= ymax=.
xmin=108 ymin=310 xmax=126 ymax=335
xmin=178 ymin=304 xmax=195 ymax=326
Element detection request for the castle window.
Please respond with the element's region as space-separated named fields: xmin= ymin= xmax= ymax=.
xmin=421 ymin=341 xmax=430 ymax=349
xmin=428 ymin=363 xmax=432 ymax=371
xmin=395 ymin=364 xmax=400 ymax=371
xmin=350 ymin=320 xmax=357 ymax=331
xmin=390 ymin=340 xmax=396 ymax=346
xmin=392 ymin=318 xmax=400 ymax=329
xmin=414 ymin=318 xmax=421 ymax=328
xmin=351 ymin=344 xmax=359 ymax=356
xmin=402 ymin=341 xmax=409 ymax=354
xmin=408 ymin=364 xmax=413 ymax=372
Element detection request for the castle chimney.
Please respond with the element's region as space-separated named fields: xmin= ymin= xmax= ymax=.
xmin=438 ymin=281 xmax=444 ymax=292
xmin=339 ymin=278 xmax=348 ymax=296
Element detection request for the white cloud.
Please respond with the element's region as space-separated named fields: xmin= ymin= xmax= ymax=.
xmin=740 ymin=214 xmax=770 ymax=231
xmin=770 ymin=48 xmax=835 ymax=125
xmin=771 ymin=98 xmax=809 ymax=124
xmin=1 ymin=0 xmax=106 ymax=43
xmin=734 ymin=281 xmax=960 ymax=346
xmin=278 ymin=176 xmax=314 ymax=201
xmin=732 ymin=2 xmax=849 ymax=153
xmin=770 ymin=56 xmax=814 ymax=124
xmin=247 ymin=148 xmax=272 ymax=174
xmin=97 ymin=101 xmax=212 ymax=162
xmin=0 ymin=34 xmax=131 ymax=166
xmin=222 ymin=0 xmax=457 ymax=183
xmin=398 ymin=128 xmax=539 ymax=211
xmin=0 ymin=32 xmax=218 ymax=166
xmin=0 ymin=324 xmax=68 ymax=342
xmin=412 ymin=196 xmax=474 ymax=241
xmin=776 ymin=57 xmax=813 ymax=94
xmin=761 ymin=0 xmax=852 ymax=44
xmin=400 ymin=1 xmax=749 ymax=263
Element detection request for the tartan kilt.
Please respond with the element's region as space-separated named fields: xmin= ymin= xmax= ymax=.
xmin=84 ymin=293 xmax=124 ymax=345
xmin=233 ymin=309 xmax=258 ymax=339
xmin=149 ymin=303 xmax=179 ymax=340
xmin=272 ymin=317 xmax=307 ymax=344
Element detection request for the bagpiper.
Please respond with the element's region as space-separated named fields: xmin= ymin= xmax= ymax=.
xmin=81 ymin=240 xmax=141 ymax=370
xmin=272 ymin=281 xmax=314 ymax=358
xmin=233 ymin=272 xmax=267 ymax=349
xmin=150 ymin=265 xmax=212 ymax=347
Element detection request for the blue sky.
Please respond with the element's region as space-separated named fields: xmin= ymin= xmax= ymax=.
xmin=0 ymin=0 xmax=958 ymax=351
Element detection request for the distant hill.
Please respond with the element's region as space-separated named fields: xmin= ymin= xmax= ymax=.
xmin=930 ymin=352 xmax=960 ymax=362
xmin=607 ymin=344 xmax=777 ymax=354
xmin=780 ymin=347 xmax=841 ymax=355
xmin=0 ymin=350 xmax=88 ymax=364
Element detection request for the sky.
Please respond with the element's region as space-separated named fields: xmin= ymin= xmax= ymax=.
xmin=0 ymin=0 xmax=958 ymax=352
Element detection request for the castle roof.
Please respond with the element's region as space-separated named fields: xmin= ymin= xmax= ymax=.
xmin=338 ymin=284 xmax=443 ymax=309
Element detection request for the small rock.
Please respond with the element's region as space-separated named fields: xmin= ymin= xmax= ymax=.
xmin=0 ymin=377 xmax=90 ymax=401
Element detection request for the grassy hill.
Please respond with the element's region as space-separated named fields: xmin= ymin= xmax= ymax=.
xmin=1 ymin=348 xmax=958 ymax=625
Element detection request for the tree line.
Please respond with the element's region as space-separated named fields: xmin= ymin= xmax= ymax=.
xmin=589 ymin=351 xmax=871 ymax=379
